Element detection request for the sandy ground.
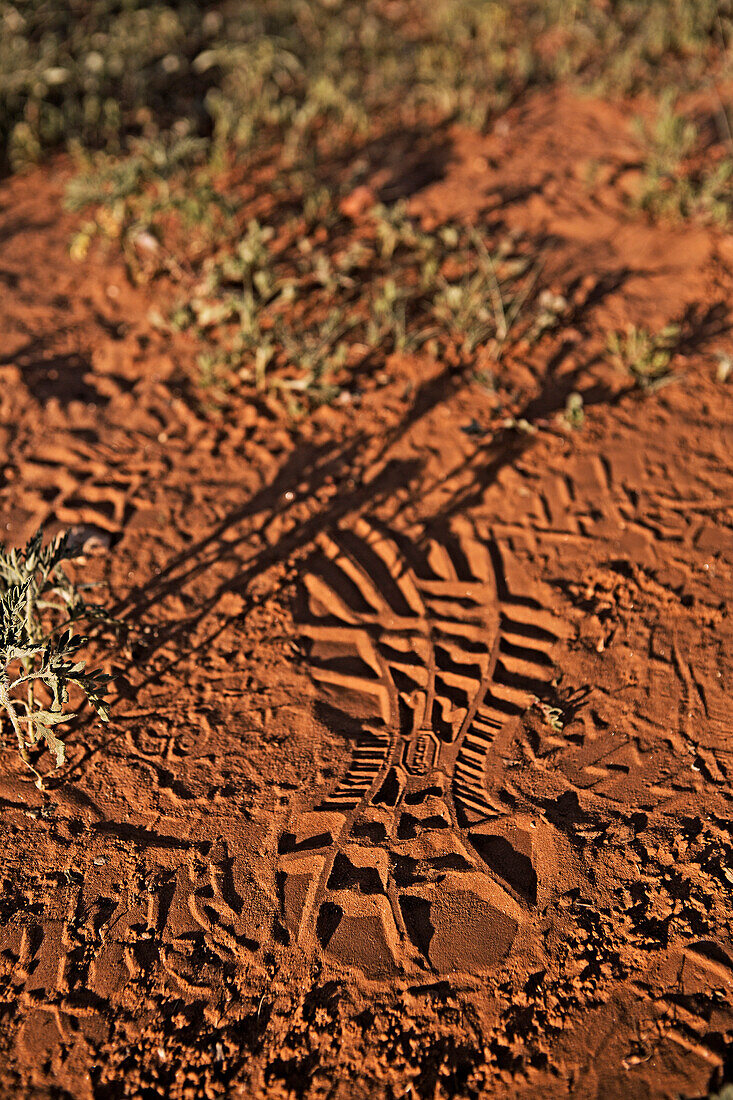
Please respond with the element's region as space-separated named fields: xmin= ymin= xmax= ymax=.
xmin=1 ymin=89 xmax=732 ymax=1099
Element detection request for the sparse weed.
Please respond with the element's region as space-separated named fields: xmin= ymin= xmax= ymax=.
xmin=274 ymin=310 xmax=353 ymax=409
xmin=158 ymin=200 xmax=541 ymax=407
xmin=529 ymin=289 xmax=569 ymax=342
xmin=367 ymin=279 xmax=419 ymax=354
xmin=633 ymin=92 xmax=698 ymax=180
xmin=607 ymin=323 xmax=681 ymax=391
xmin=562 ymin=392 xmax=585 ymax=429
xmin=197 ymin=220 xmax=287 ymax=312
xmin=0 ymin=530 xmax=112 ymax=788
xmin=373 ymin=203 xmax=436 ymax=264
xmin=432 ymin=231 xmax=537 ymax=356
xmin=66 ymin=134 xmax=236 ymax=280
xmin=634 ymin=95 xmax=733 ymax=223
xmin=65 ymin=133 xmax=209 ymax=212
xmin=533 ymin=697 xmax=564 ymax=732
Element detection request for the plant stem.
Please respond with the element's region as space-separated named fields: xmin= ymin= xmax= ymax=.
xmin=0 ymin=669 xmax=45 ymax=789
xmin=24 ymin=583 xmax=36 ymax=715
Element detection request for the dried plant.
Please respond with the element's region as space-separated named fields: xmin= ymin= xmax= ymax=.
xmin=607 ymin=323 xmax=681 ymax=391
xmin=0 ymin=530 xmax=112 ymax=788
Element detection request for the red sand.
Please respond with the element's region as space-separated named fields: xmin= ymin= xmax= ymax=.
xmin=1 ymin=89 xmax=732 ymax=1098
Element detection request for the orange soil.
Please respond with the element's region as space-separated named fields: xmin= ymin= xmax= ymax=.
xmin=1 ymin=88 xmax=733 ymax=1099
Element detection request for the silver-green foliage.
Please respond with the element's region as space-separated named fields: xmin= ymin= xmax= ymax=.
xmin=0 ymin=530 xmax=110 ymax=788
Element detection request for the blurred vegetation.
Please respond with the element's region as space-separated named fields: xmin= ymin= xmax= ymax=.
xmin=2 ymin=0 xmax=730 ymax=408
xmin=147 ymin=206 xmax=542 ymax=411
xmin=633 ymin=92 xmax=733 ymax=223
xmin=2 ymin=0 xmax=732 ymax=171
xmin=607 ymin=322 xmax=682 ymax=392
